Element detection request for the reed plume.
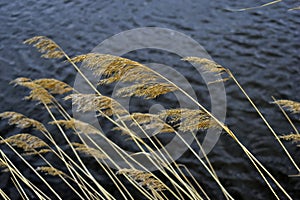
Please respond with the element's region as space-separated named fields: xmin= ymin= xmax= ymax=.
xmin=65 ymin=93 xmax=127 ymax=116
xmin=72 ymin=143 xmax=106 ymax=159
xmin=24 ymin=36 xmax=64 ymax=59
xmin=117 ymin=113 xmax=175 ymax=135
xmin=280 ymin=134 xmax=300 ymax=143
xmin=33 ymin=78 xmax=73 ymax=95
xmin=49 ymin=118 xmax=101 ymax=135
xmin=36 ymin=166 xmax=66 ymax=177
xmin=0 ymin=133 xmax=51 ymax=155
xmin=70 ymin=53 xmax=178 ymax=98
xmin=0 ymin=112 xmax=46 ymax=132
xmin=10 ymin=78 xmax=54 ymax=105
xmin=273 ymin=99 xmax=300 ymax=114
xmin=159 ymin=108 xmax=220 ymax=132
xmin=117 ymin=168 xmax=166 ymax=192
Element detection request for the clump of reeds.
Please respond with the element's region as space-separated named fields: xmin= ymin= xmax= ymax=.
xmin=0 ymin=36 xmax=298 ymax=200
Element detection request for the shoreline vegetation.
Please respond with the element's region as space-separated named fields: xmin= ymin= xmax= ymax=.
xmin=0 ymin=36 xmax=299 ymax=199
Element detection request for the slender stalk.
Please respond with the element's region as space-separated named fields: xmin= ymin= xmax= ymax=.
xmin=0 ymin=137 xmax=62 ymax=200
xmin=44 ymin=104 xmax=115 ymax=200
xmin=10 ymin=177 xmax=28 ymax=200
xmin=227 ymin=70 xmax=300 ymax=173
xmin=272 ymin=96 xmax=299 ymax=135
xmin=147 ymin=65 xmax=290 ymax=199
xmin=0 ymin=153 xmax=49 ymax=200
xmin=0 ymin=189 xmax=11 ymax=200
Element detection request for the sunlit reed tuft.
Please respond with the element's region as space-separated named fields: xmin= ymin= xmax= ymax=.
xmin=1 ymin=133 xmax=50 ymax=154
xmin=0 ymin=112 xmax=46 ymax=132
xmin=273 ymin=100 xmax=300 ymax=114
xmin=24 ymin=36 xmax=64 ymax=59
xmin=117 ymin=168 xmax=166 ymax=192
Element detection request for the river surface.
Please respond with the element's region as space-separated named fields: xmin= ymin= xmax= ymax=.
xmin=0 ymin=0 xmax=300 ymax=199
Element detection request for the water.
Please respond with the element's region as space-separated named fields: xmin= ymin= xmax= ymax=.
xmin=0 ymin=0 xmax=300 ymax=199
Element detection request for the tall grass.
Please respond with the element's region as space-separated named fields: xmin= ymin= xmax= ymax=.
xmin=0 ymin=36 xmax=298 ymax=199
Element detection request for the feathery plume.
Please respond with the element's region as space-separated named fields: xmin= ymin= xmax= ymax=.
xmin=24 ymin=36 xmax=64 ymax=59
xmin=159 ymin=108 xmax=219 ymax=132
xmin=33 ymin=78 xmax=73 ymax=95
xmin=118 ymin=113 xmax=175 ymax=135
xmin=182 ymin=57 xmax=226 ymax=73
xmin=273 ymin=100 xmax=300 ymax=114
xmin=10 ymin=78 xmax=54 ymax=105
xmin=65 ymin=93 xmax=127 ymax=116
xmin=1 ymin=133 xmax=51 ymax=155
xmin=49 ymin=119 xmax=101 ymax=135
xmin=0 ymin=112 xmax=47 ymax=132
xmin=117 ymin=169 xmax=166 ymax=192
xmin=116 ymin=82 xmax=177 ymax=99
xmin=72 ymin=143 xmax=106 ymax=159
xmin=70 ymin=53 xmax=145 ymax=79
xmin=70 ymin=53 xmax=178 ymax=98
xmin=37 ymin=166 xmax=66 ymax=177
xmin=280 ymin=134 xmax=300 ymax=143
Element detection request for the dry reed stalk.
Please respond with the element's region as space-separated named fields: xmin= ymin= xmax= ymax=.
xmin=0 ymin=154 xmax=48 ymax=200
xmin=0 ymin=189 xmax=10 ymax=200
xmin=272 ymin=97 xmax=299 ymax=135
xmin=44 ymin=107 xmax=114 ymax=200
xmin=228 ymin=0 xmax=282 ymax=11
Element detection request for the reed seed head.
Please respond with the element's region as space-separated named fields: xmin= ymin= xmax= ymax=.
xmin=273 ymin=99 xmax=300 ymax=114
xmin=280 ymin=134 xmax=300 ymax=143
xmin=159 ymin=108 xmax=219 ymax=132
xmin=10 ymin=78 xmax=54 ymax=105
xmin=24 ymin=36 xmax=64 ymax=59
xmin=117 ymin=168 xmax=166 ymax=192
xmin=65 ymin=93 xmax=127 ymax=116
xmin=70 ymin=53 xmax=178 ymax=99
xmin=49 ymin=119 xmax=101 ymax=135
xmin=182 ymin=57 xmax=226 ymax=74
xmin=37 ymin=166 xmax=66 ymax=177
xmin=72 ymin=143 xmax=106 ymax=159
xmin=0 ymin=112 xmax=47 ymax=132
xmin=1 ymin=133 xmax=50 ymax=154
xmin=33 ymin=78 xmax=73 ymax=95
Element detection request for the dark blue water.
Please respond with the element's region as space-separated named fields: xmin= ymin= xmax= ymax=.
xmin=0 ymin=0 xmax=300 ymax=199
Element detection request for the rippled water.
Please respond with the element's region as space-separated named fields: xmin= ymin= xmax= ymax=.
xmin=0 ymin=0 xmax=300 ymax=199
